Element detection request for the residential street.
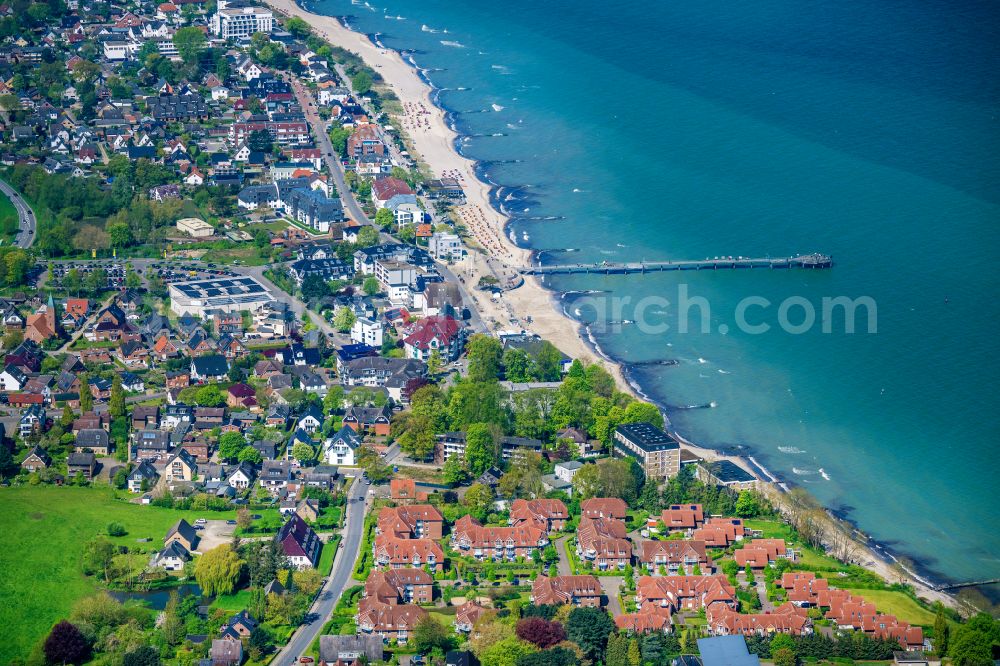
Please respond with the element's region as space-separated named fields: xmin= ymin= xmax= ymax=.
xmin=287 ymin=77 xmax=369 ymax=225
xmin=273 ymin=476 xmax=368 ymax=661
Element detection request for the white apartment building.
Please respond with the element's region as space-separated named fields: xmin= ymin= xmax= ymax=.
xmin=212 ymin=6 xmax=274 ymax=39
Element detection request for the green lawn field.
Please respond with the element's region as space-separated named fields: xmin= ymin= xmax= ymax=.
xmin=848 ymin=588 xmax=938 ymax=626
xmin=0 ymin=485 xmax=238 ymax=663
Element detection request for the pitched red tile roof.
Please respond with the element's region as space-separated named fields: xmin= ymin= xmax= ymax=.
xmin=581 ymin=497 xmax=627 ymax=520
xmin=531 ymin=575 xmax=602 ymax=606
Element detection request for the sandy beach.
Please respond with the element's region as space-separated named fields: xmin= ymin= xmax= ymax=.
xmin=264 ymin=0 xmax=965 ymax=613
xmin=265 ymin=0 xmax=625 ymax=385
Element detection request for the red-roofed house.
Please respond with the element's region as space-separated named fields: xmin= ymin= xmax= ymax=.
xmin=531 ymin=575 xmax=602 ymax=607
xmin=371 ymin=177 xmax=413 ymax=207
xmin=455 ymin=601 xmax=489 ymax=633
xmin=614 ymin=604 xmax=673 ymax=634
xmin=402 ymin=315 xmax=465 ymax=362
xmin=373 ymin=535 xmax=444 ymax=571
xmin=581 ymin=497 xmax=628 ymax=520
xmin=377 ymin=504 xmax=445 ymax=539
xmin=357 ymin=597 xmax=426 ymax=645
xmin=639 ymin=540 xmax=711 ymax=574
xmin=635 ymin=575 xmax=736 ymax=612
xmin=692 ymin=517 xmax=746 ymax=547
xmin=659 ymin=504 xmax=705 ymax=530
xmin=227 ymin=383 xmax=258 ymax=409
xmin=451 ymin=515 xmax=549 ymax=561
xmin=363 ymin=568 xmax=433 ymax=605
xmin=576 ymin=516 xmax=632 ymax=571
xmin=510 ymin=498 xmax=568 ymax=532
xmin=734 ymin=539 xmax=788 ymax=569
xmin=707 ymin=601 xmax=811 ymax=637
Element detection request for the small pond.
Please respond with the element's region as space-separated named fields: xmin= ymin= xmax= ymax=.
xmin=109 ymin=583 xmax=204 ymax=610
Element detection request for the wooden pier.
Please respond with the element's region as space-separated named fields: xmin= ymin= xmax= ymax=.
xmin=519 ymin=253 xmax=833 ymax=276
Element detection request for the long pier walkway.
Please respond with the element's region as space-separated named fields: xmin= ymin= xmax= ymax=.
xmin=519 ymin=253 xmax=833 ymax=276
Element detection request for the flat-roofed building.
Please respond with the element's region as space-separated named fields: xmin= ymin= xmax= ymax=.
xmin=169 ymin=276 xmax=274 ymax=318
xmin=697 ymin=459 xmax=759 ymax=490
xmin=614 ymin=422 xmax=681 ymax=480
xmin=212 ymin=5 xmax=273 ymax=38
xmin=176 ymin=218 xmax=214 ymax=238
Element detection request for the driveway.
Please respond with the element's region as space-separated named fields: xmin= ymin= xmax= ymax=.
xmin=0 ymin=177 xmax=36 ymax=249
xmin=554 ymin=535 xmax=573 ymax=576
xmin=273 ymin=477 xmax=368 ymax=660
xmin=600 ymin=576 xmax=623 ymax=617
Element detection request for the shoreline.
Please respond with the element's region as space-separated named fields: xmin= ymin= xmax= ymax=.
xmin=265 ymin=0 xmax=969 ymax=613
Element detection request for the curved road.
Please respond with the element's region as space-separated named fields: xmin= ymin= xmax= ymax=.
xmin=274 ymin=476 xmax=369 ymax=662
xmin=0 ymin=178 xmax=36 ymax=248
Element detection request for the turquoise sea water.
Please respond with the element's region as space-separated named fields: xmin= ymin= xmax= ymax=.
xmin=311 ymin=0 xmax=1000 ymax=589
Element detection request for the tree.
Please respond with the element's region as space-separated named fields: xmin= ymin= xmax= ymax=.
xmin=462 ymin=482 xmax=494 ymax=521
xmin=44 ymin=620 xmax=90 ymax=665
xmin=480 ymin=637 xmax=537 ymax=666
xmin=333 ymin=306 xmax=357 ymax=333
xmin=410 ymin=615 xmax=455 ymax=654
xmin=79 ymin=374 xmax=94 ymax=412
xmin=173 ymin=26 xmax=207 ymax=66
xmin=565 ymin=606 xmax=615 ymax=662
xmin=466 ymin=334 xmax=503 ymax=382
xmin=426 ymin=348 xmax=443 ymax=376
xmin=83 ymin=266 xmax=109 ymax=295
xmin=932 ymin=603 xmax=950 ymax=656
xmin=123 ymin=646 xmax=161 ymax=666
xmin=107 ymin=521 xmax=127 ymax=537
xmin=238 ymin=446 xmax=263 ymax=465
xmin=352 ymin=70 xmax=373 ymax=96
xmin=375 ymin=207 xmax=395 ymax=229
xmin=598 ymin=458 xmax=642 ymax=504
xmin=503 ymin=348 xmax=532 ymax=382
xmin=195 ymin=544 xmax=243 ymax=596
xmin=356 ymin=225 xmax=379 ymax=247
xmin=772 ymin=647 xmax=796 ymax=666
xmin=463 ymin=422 xmax=497 ymax=475
xmin=194 ymin=384 xmax=224 ymax=407
xmin=515 ymin=617 xmax=566 ymax=649
xmin=362 ymin=276 xmax=380 ymax=296
xmin=516 ymin=647 xmax=577 ymax=666
xmin=237 ymin=506 xmax=252 ymax=531
xmin=301 ymin=274 xmax=329 ymax=300
xmin=569 ymin=464 xmax=598 ymax=501
xmin=356 ymin=445 xmax=391 ymax=483
xmin=109 ymin=375 xmax=125 ymax=419
xmin=441 ymin=454 xmax=467 ymax=486
xmin=218 ymin=431 xmax=246 ymax=461
xmin=321 ymin=386 xmax=345 ymax=418
xmin=735 ymin=490 xmax=760 ymax=518
xmin=292 ymin=441 xmax=315 ymax=464
xmin=285 ymin=16 xmax=311 ymax=37
xmin=948 ymin=613 xmax=999 ymax=665
xmin=533 ymin=341 xmax=563 ymax=381
xmin=621 ymin=401 xmax=664 ymax=429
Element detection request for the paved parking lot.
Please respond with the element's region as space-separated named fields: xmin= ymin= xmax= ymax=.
xmin=194 ymin=519 xmax=237 ymax=552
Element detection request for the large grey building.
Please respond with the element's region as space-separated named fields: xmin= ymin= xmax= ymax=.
xmin=169 ymin=276 xmax=274 ymax=318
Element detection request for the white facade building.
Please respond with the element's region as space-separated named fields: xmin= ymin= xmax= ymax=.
xmin=351 ymin=317 xmax=384 ymax=347
xmin=212 ymin=6 xmax=274 ymax=39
